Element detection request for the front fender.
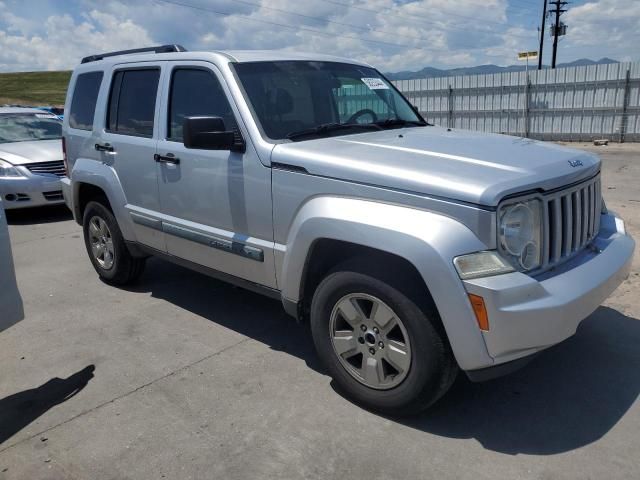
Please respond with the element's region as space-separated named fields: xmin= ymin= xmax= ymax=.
xmin=279 ymin=196 xmax=494 ymax=370
xmin=71 ymin=158 xmax=136 ymax=241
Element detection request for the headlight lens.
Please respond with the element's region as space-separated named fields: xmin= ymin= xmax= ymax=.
xmin=454 ymin=251 xmax=515 ymax=280
xmin=0 ymin=159 xmax=24 ymax=178
xmin=498 ymin=199 xmax=542 ymax=271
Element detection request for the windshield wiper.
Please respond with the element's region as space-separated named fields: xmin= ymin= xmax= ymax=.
xmin=374 ymin=118 xmax=428 ymax=129
xmin=286 ymin=122 xmax=382 ymax=141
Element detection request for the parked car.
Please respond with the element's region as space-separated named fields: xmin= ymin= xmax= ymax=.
xmin=0 ymin=198 xmax=24 ymax=332
xmin=0 ymin=107 xmax=66 ymax=209
xmin=62 ymin=45 xmax=635 ymax=415
xmin=36 ymin=106 xmax=65 ymax=120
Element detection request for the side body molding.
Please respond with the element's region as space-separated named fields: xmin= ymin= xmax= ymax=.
xmin=278 ymin=196 xmax=494 ymax=370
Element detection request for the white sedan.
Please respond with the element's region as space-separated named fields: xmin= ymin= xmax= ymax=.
xmin=0 ymin=107 xmax=66 ymax=209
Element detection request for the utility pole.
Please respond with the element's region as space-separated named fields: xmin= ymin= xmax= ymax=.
xmin=538 ymin=0 xmax=548 ymax=69
xmin=550 ymin=0 xmax=568 ymax=69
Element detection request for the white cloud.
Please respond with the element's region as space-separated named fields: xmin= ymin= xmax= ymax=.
xmin=564 ymin=0 xmax=640 ymax=61
xmin=195 ymin=0 xmax=514 ymax=69
xmin=0 ymin=8 xmax=152 ymax=71
xmin=0 ymin=0 xmax=637 ymax=72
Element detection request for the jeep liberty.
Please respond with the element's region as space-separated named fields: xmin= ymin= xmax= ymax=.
xmin=62 ymin=45 xmax=635 ymax=415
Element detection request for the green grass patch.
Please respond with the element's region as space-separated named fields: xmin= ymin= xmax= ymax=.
xmin=0 ymin=70 xmax=71 ymax=106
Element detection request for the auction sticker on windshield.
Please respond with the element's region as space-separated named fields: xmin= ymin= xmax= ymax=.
xmin=361 ymin=78 xmax=389 ymax=90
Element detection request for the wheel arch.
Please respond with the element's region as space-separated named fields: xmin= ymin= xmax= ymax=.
xmin=278 ymin=196 xmax=495 ymax=371
xmin=70 ymin=159 xmax=135 ymax=240
xmin=76 ymin=182 xmax=111 ymax=222
xmin=299 ymin=239 xmax=434 ymax=319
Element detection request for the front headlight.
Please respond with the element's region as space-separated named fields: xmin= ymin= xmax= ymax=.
xmin=454 ymin=251 xmax=515 ymax=280
xmin=498 ymin=198 xmax=542 ymax=271
xmin=0 ymin=159 xmax=24 ymax=178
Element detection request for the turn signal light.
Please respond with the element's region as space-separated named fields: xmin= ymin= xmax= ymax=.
xmin=468 ymin=294 xmax=489 ymax=331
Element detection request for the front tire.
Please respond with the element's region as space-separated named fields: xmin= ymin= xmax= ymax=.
xmin=82 ymin=201 xmax=145 ymax=285
xmin=310 ymin=268 xmax=457 ymax=416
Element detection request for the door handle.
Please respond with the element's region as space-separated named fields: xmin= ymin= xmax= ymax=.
xmin=154 ymin=153 xmax=180 ymax=165
xmin=95 ymin=143 xmax=114 ymax=152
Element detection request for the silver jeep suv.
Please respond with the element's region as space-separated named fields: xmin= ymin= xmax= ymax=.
xmin=62 ymin=45 xmax=635 ymax=415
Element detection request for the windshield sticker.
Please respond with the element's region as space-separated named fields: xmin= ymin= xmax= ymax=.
xmin=34 ymin=113 xmax=58 ymax=118
xmin=361 ymin=78 xmax=389 ymax=90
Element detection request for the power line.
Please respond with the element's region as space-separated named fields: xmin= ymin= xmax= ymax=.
xmin=221 ymin=0 xmax=535 ymax=41
xmin=509 ymin=1 xmax=538 ymax=8
xmin=509 ymin=0 xmax=543 ymax=8
xmin=153 ymin=0 xmax=430 ymax=51
xmin=152 ymin=0 xmax=512 ymax=56
xmin=231 ymin=0 xmax=538 ymax=45
xmin=152 ymin=0 xmax=596 ymax=64
xmin=323 ymin=0 xmax=536 ymax=39
xmin=226 ymin=0 xmax=450 ymax=46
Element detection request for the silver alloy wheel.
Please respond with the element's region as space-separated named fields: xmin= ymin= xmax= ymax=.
xmin=329 ymin=293 xmax=412 ymax=390
xmin=88 ymin=216 xmax=115 ymax=270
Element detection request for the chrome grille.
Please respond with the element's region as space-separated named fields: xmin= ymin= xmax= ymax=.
xmin=24 ymin=160 xmax=66 ymax=177
xmin=542 ymin=175 xmax=601 ymax=268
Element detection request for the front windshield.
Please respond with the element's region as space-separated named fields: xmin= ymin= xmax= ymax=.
xmin=0 ymin=113 xmax=62 ymax=144
xmin=234 ymin=61 xmax=423 ymax=141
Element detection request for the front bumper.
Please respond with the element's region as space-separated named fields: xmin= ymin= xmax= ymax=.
xmin=463 ymin=211 xmax=634 ymax=373
xmin=0 ymin=175 xmax=65 ymax=209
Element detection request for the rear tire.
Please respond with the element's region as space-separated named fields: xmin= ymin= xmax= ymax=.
xmin=82 ymin=201 xmax=145 ymax=285
xmin=310 ymin=266 xmax=457 ymax=416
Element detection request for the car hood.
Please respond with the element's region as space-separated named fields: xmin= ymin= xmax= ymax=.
xmin=0 ymin=139 xmax=63 ymax=165
xmin=271 ymin=127 xmax=600 ymax=206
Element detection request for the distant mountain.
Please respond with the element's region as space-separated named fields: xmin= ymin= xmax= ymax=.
xmin=386 ymin=58 xmax=619 ymax=80
xmin=556 ymin=57 xmax=618 ymax=68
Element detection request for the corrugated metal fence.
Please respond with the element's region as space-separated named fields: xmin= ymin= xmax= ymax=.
xmin=393 ymin=62 xmax=640 ymax=142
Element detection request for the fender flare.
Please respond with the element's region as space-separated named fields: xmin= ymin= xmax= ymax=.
xmin=71 ymin=158 xmax=136 ymax=241
xmin=279 ymin=196 xmax=494 ymax=370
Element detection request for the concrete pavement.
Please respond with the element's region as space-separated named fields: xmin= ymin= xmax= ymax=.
xmin=1 ymin=143 xmax=639 ymax=479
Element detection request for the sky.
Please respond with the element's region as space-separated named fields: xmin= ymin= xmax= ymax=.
xmin=0 ymin=0 xmax=638 ymax=73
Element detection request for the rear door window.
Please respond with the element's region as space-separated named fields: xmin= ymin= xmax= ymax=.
xmin=107 ymin=69 xmax=160 ymax=137
xmin=69 ymin=71 xmax=103 ymax=130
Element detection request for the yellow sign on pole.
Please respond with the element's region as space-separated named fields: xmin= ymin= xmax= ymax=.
xmin=518 ymin=51 xmax=539 ymax=60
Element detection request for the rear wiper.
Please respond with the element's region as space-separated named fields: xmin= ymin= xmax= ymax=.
xmin=374 ymin=118 xmax=428 ymax=128
xmin=286 ymin=122 xmax=382 ymax=140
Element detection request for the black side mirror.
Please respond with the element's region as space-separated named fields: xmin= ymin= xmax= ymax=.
xmin=183 ymin=116 xmax=245 ymax=152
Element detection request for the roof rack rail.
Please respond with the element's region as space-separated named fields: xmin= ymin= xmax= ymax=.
xmin=81 ymin=44 xmax=187 ymax=64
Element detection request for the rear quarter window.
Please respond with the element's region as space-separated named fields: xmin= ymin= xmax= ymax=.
xmin=69 ymin=71 xmax=103 ymax=131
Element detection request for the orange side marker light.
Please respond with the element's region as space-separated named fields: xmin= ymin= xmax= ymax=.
xmin=468 ymin=294 xmax=489 ymax=331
